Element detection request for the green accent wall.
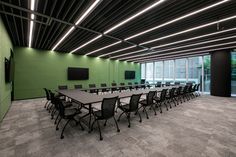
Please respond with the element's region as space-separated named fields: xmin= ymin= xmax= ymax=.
xmin=14 ymin=47 xmax=141 ymax=100
xmin=0 ymin=17 xmax=13 ymax=122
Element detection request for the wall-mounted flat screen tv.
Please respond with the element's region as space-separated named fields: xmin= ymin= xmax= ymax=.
xmin=68 ymin=67 xmax=89 ymax=80
xmin=5 ymin=56 xmax=14 ymax=83
xmin=125 ymin=71 xmax=135 ymax=79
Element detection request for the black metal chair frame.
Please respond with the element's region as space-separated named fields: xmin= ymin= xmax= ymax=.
xmin=90 ymin=97 xmax=120 ymax=140
xmin=117 ymin=94 xmax=142 ymax=127
xmin=138 ymin=91 xmax=157 ymax=119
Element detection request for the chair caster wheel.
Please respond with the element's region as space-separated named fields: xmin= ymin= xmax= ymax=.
xmin=128 ymin=125 xmax=130 ymax=128
xmin=100 ymin=137 xmax=103 ymax=141
xmin=104 ymin=124 xmax=106 ymax=126
xmin=60 ymin=135 xmax=64 ymax=139
xmin=56 ymin=128 xmax=59 ymax=131
xmin=117 ymin=129 xmax=120 ymax=132
xmin=139 ymin=120 xmax=142 ymax=123
xmin=147 ymin=117 xmax=149 ymax=119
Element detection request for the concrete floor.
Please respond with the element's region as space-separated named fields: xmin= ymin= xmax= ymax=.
xmin=0 ymin=95 xmax=236 ymax=157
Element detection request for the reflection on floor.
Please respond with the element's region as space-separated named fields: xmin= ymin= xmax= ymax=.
xmin=0 ymin=95 xmax=236 ymax=157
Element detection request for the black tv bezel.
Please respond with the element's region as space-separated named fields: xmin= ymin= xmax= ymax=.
xmin=67 ymin=67 xmax=89 ymax=80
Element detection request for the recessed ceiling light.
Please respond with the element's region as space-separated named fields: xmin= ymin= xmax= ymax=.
xmin=110 ymin=48 xmax=148 ymax=59
xmin=51 ymin=0 xmax=101 ymax=51
xmin=104 ymin=0 xmax=166 ymax=34
xmin=85 ymin=41 xmax=122 ymax=56
xmin=28 ymin=0 xmax=35 ymax=48
xmin=140 ymin=15 xmax=236 ymax=45
xmin=71 ymin=35 xmax=103 ymax=53
xmin=122 ymin=35 xmax=236 ymax=60
xmin=99 ymin=45 xmax=136 ymax=57
xmin=128 ymin=41 xmax=236 ymax=61
xmin=115 ymin=27 xmax=236 ymax=59
xmin=124 ymin=0 xmax=229 ymax=41
xmin=71 ymin=0 xmax=165 ymax=53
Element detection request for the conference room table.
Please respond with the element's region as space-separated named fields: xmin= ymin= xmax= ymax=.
xmin=57 ymin=86 xmax=175 ymax=131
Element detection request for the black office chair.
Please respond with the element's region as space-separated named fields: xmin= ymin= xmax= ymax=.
xmin=118 ymin=94 xmax=142 ymax=127
xmin=54 ymin=97 xmax=84 ymax=139
xmin=111 ymin=83 xmax=118 ymax=93
xmin=154 ymin=89 xmax=168 ymax=113
xmin=43 ymin=88 xmax=51 ymax=109
xmin=165 ymin=82 xmax=171 ymax=86
xmin=139 ymin=91 xmax=157 ymax=119
xmin=119 ymin=83 xmax=127 ymax=91
xmin=195 ymin=84 xmax=201 ymax=96
xmin=100 ymin=83 xmax=109 ymax=93
xmin=146 ymin=81 xmax=151 ymax=89
xmin=165 ymin=88 xmax=177 ymax=108
xmin=134 ymin=82 xmax=140 ymax=90
xmin=128 ymin=82 xmax=134 ymax=90
xmin=174 ymin=82 xmax=180 ymax=85
xmin=155 ymin=82 xmax=162 ymax=87
xmin=74 ymin=85 xmax=82 ymax=89
xmin=58 ymin=85 xmax=68 ymax=90
xmin=90 ymin=97 xmax=120 ymax=140
xmin=89 ymin=84 xmax=97 ymax=94
xmin=174 ymin=86 xmax=183 ymax=104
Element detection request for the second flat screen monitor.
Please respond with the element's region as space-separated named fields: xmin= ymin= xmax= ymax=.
xmin=68 ymin=67 xmax=89 ymax=80
xmin=125 ymin=71 xmax=135 ymax=79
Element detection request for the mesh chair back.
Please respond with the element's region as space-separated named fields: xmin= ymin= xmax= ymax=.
xmin=160 ymin=89 xmax=168 ymax=101
xmin=147 ymin=91 xmax=156 ymax=105
xmin=44 ymin=88 xmax=50 ymax=100
xmin=175 ymin=82 xmax=180 ymax=85
xmin=166 ymin=82 xmax=171 ymax=86
xmin=186 ymin=82 xmax=193 ymax=86
xmin=129 ymin=94 xmax=142 ymax=111
xmin=176 ymin=86 xmax=182 ymax=95
xmin=155 ymin=82 xmax=162 ymax=87
xmin=112 ymin=83 xmax=117 ymax=86
xmin=55 ymin=97 xmax=65 ymax=117
xmin=101 ymin=83 xmax=107 ymax=87
xmin=101 ymin=97 xmax=118 ymax=118
xmin=74 ymin=85 xmax=82 ymax=89
xmin=48 ymin=90 xmax=56 ymax=106
xmin=187 ymin=85 xmax=192 ymax=93
xmin=58 ymin=85 xmax=68 ymax=90
xmin=120 ymin=83 xmax=125 ymax=86
xmin=134 ymin=82 xmax=138 ymax=85
xmin=170 ymin=88 xmax=176 ymax=97
xmin=89 ymin=84 xmax=96 ymax=88
xmin=128 ymin=82 xmax=132 ymax=85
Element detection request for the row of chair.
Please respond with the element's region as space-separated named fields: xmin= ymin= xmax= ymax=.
xmin=58 ymin=82 xmax=149 ymax=94
xmin=43 ymin=84 xmax=200 ymax=140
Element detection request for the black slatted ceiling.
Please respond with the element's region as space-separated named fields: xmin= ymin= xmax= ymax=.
xmin=0 ymin=0 xmax=236 ymax=62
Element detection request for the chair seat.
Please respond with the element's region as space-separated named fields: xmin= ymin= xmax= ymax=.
xmin=118 ymin=104 xmax=130 ymax=111
xmin=64 ymin=108 xmax=81 ymax=118
xmin=93 ymin=110 xmax=102 ymax=117
xmin=154 ymin=96 xmax=161 ymax=101
xmin=139 ymin=100 xmax=148 ymax=105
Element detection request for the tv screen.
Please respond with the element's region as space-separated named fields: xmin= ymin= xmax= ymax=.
xmin=125 ymin=71 xmax=135 ymax=79
xmin=5 ymin=58 xmax=10 ymax=83
xmin=68 ymin=67 xmax=89 ymax=80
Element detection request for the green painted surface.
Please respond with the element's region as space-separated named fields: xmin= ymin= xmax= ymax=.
xmin=0 ymin=17 xmax=13 ymax=121
xmin=14 ymin=47 xmax=141 ymax=100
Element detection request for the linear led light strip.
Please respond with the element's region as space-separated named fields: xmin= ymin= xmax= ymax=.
xmin=140 ymin=15 xmax=236 ymax=46
xmin=116 ymin=27 xmax=236 ymax=59
xmin=71 ymin=0 xmax=166 ymax=54
xmin=128 ymin=41 xmax=236 ymax=61
xmin=98 ymin=45 xmax=136 ymax=57
xmin=121 ymin=35 xmax=236 ymax=60
xmin=134 ymin=45 xmax=236 ymax=63
xmin=110 ymin=48 xmax=149 ymax=59
xmin=51 ymin=0 xmax=101 ymax=51
xmin=125 ymin=0 xmax=229 ymax=41
xmin=82 ymin=0 xmax=229 ymax=56
xmin=136 ymin=52 xmax=210 ymax=63
xmin=85 ymin=41 xmax=122 ymax=56
xmin=28 ymin=0 xmax=35 ymax=47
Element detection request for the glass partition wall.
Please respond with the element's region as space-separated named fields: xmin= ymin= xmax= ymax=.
xmin=141 ymin=55 xmax=209 ymax=93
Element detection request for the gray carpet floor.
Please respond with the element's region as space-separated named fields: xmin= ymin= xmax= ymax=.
xmin=0 ymin=95 xmax=236 ymax=157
